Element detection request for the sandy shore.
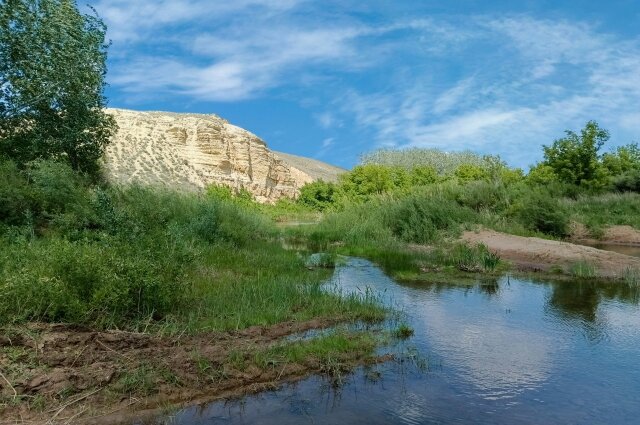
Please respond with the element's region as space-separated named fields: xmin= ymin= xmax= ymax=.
xmin=462 ymin=229 xmax=640 ymax=279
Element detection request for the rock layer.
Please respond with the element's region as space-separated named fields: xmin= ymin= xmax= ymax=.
xmin=104 ymin=109 xmax=318 ymax=203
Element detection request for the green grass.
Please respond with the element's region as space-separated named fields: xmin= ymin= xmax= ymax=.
xmin=564 ymin=192 xmax=640 ymax=235
xmin=569 ymin=260 xmax=597 ymax=279
xmin=393 ymin=323 xmax=414 ymax=339
xmin=0 ymin=160 xmax=385 ymax=332
xmin=252 ymin=332 xmax=377 ymax=373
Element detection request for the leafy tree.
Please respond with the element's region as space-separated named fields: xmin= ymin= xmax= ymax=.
xmin=526 ymin=164 xmax=558 ymax=186
xmin=542 ymin=121 xmax=609 ymax=187
xmin=454 ymin=164 xmax=489 ymax=183
xmin=340 ymin=165 xmax=395 ymax=198
xmin=0 ymin=0 xmax=115 ymax=176
xmin=602 ymin=143 xmax=640 ymax=175
xmin=298 ymin=180 xmax=337 ymax=211
xmin=410 ymin=165 xmax=438 ymax=186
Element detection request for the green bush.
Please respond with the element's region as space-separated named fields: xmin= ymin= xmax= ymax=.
xmin=513 ymin=192 xmax=569 ymax=237
xmin=0 ymin=159 xmax=32 ymax=225
xmin=611 ymin=170 xmax=640 ymax=193
xmin=298 ymin=180 xmax=338 ymax=211
xmin=454 ymin=164 xmax=489 ymax=183
xmin=0 ymin=180 xmax=280 ymax=327
xmin=0 ymin=159 xmax=94 ymax=233
xmin=454 ymin=181 xmax=508 ymax=212
xmin=385 ymin=194 xmax=474 ymax=244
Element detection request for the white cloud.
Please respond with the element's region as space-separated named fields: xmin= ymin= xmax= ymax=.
xmin=93 ymin=1 xmax=640 ymax=166
xmin=337 ymin=16 xmax=640 ymax=166
xmin=433 ymin=78 xmax=475 ymax=115
xmin=322 ymin=137 xmax=335 ymax=148
xmin=92 ymin=0 xmax=304 ymax=43
xmin=102 ymin=0 xmax=371 ymax=102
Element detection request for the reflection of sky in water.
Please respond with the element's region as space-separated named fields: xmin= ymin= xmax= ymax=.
xmin=333 ymin=261 xmax=559 ymax=401
xmin=157 ymin=258 xmax=640 ymax=425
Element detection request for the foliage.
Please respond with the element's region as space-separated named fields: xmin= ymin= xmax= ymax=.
xmin=409 ymin=165 xmax=439 ymax=185
xmin=611 ymin=169 xmax=640 ymax=193
xmin=526 ymin=164 xmax=558 ymax=185
xmin=0 ymin=160 xmax=383 ymax=328
xmin=361 ymin=148 xmax=489 ymax=175
xmin=602 ymin=143 xmax=640 ymax=175
xmin=0 ymin=158 xmax=92 ymax=231
xmin=454 ymin=180 xmax=509 ymax=212
xmin=298 ymin=180 xmax=338 ymax=211
xmin=564 ymin=192 xmax=640 ymax=233
xmin=454 ymin=163 xmax=490 ymax=183
xmin=542 ymin=121 xmax=609 ymax=188
xmin=512 ymin=191 xmax=569 ymax=237
xmin=339 ymin=164 xmax=398 ymax=199
xmin=385 ymin=194 xmax=473 ymax=244
xmin=444 ymin=243 xmax=501 ymax=272
xmin=0 ymin=0 xmax=115 ymax=176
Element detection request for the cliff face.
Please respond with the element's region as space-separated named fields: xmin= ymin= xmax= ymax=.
xmin=104 ymin=109 xmax=317 ymax=203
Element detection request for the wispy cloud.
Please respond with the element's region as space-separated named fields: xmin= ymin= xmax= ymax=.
xmin=337 ymin=16 xmax=640 ymax=166
xmin=93 ymin=0 xmax=640 ymax=167
xmin=93 ymin=0 xmax=304 ymax=43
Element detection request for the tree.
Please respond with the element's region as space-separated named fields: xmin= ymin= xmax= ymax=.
xmin=454 ymin=163 xmax=489 ymax=183
xmin=0 ymin=0 xmax=115 ymax=176
xmin=298 ymin=180 xmax=337 ymax=211
xmin=542 ymin=121 xmax=609 ymax=187
xmin=340 ymin=165 xmax=395 ymax=198
xmin=602 ymin=143 xmax=640 ymax=175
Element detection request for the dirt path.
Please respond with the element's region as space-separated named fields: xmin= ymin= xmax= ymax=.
xmin=0 ymin=320 xmax=378 ymax=424
xmin=462 ymin=230 xmax=640 ymax=278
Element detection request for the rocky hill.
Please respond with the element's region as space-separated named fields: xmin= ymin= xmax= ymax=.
xmin=104 ymin=109 xmax=344 ymax=203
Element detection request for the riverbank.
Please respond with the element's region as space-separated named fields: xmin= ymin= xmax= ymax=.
xmin=0 ymin=321 xmax=384 ymax=424
xmin=462 ymin=229 xmax=640 ymax=279
xmin=0 ymin=166 xmax=386 ymax=423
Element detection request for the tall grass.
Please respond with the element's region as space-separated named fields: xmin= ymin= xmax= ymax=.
xmin=0 ymin=159 xmax=383 ymax=330
xmin=564 ymin=192 xmax=640 ymax=234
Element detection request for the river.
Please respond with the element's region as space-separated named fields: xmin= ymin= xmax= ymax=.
xmin=151 ymin=257 xmax=640 ymax=424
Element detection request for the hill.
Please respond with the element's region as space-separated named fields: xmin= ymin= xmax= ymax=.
xmin=103 ymin=109 xmax=342 ymax=202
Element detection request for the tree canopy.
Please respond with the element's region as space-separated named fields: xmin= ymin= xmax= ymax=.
xmin=541 ymin=121 xmax=609 ymax=187
xmin=0 ymin=0 xmax=115 ymax=176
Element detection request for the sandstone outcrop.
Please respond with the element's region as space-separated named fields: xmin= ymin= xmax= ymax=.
xmin=104 ymin=109 xmax=341 ymax=203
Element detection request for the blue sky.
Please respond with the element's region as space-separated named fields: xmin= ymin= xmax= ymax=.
xmin=89 ymin=0 xmax=640 ymax=169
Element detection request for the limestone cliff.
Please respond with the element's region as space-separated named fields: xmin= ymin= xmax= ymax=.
xmin=104 ymin=109 xmax=333 ymax=203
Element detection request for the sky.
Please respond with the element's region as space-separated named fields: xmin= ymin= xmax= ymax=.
xmin=88 ymin=0 xmax=640 ymax=169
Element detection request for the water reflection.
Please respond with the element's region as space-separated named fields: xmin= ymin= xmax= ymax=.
xmin=150 ymin=258 xmax=640 ymax=425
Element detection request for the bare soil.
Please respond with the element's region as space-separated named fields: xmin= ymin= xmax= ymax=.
xmin=0 ymin=320 xmax=380 ymax=425
xmin=572 ymin=225 xmax=640 ymax=246
xmin=462 ymin=229 xmax=640 ymax=278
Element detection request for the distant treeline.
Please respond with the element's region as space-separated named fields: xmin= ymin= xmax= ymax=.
xmin=296 ymin=121 xmax=640 ymax=211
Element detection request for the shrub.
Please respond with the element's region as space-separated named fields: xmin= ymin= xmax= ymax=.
xmin=385 ymin=194 xmax=474 ymax=244
xmin=541 ymin=121 xmax=610 ymax=188
xmin=513 ymin=192 xmax=569 ymax=237
xmin=0 ymin=159 xmax=32 ymax=225
xmin=454 ymin=164 xmax=489 ymax=183
xmin=410 ymin=166 xmax=439 ymax=186
xmin=611 ymin=170 xmax=640 ymax=193
xmin=298 ymin=180 xmax=338 ymax=211
xmin=454 ymin=181 xmax=508 ymax=212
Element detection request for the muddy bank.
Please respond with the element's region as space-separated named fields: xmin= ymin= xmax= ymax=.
xmin=0 ymin=320 xmax=378 ymax=425
xmin=462 ymin=230 xmax=640 ymax=278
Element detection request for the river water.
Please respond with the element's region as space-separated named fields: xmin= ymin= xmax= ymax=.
xmin=154 ymin=258 xmax=640 ymax=425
